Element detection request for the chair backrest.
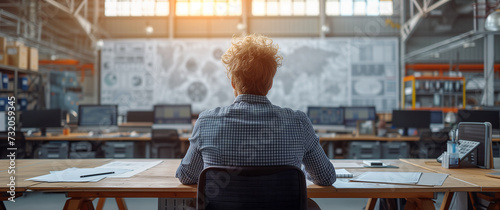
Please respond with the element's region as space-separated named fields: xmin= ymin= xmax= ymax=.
xmin=197 ymin=166 xmax=307 ymax=210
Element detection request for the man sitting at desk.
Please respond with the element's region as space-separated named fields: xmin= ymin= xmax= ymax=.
xmin=176 ymin=34 xmax=336 ymax=187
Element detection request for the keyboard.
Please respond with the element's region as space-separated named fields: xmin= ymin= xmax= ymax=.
xmin=436 ymin=140 xmax=481 ymax=163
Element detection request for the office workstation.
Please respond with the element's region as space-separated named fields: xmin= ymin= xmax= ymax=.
xmin=1 ymin=0 xmax=500 ymax=210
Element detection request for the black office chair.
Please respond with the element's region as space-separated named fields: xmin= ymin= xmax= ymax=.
xmin=151 ymin=129 xmax=181 ymax=158
xmin=197 ymin=166 xmax=307 ymax=210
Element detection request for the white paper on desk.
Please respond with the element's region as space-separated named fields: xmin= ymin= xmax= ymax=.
xmin=27 ymin=168 xmax=132 ymax=182
xmin=96 ymin=161 xmax=163 ymax=178
xmin=350 ymin=172 xmax=422 ymax=185
xmin=416 ymin=173 xmax=448 ymax=186
xmin=333 ymin=162 xmax=364 ymax=168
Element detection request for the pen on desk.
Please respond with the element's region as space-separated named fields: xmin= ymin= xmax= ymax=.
xmin=80 ymin=171 xmax=115 ymax=178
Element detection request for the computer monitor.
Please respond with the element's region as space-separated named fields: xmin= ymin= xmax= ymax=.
xmin=457 ymin=110 xmax=500 ymax=129
xmin=307 ymin=106 xmax=344 ymax=131
xmin=126 ymin=111 xmax=154 ymax=123
xmin=21 ymin=109 xmax=62 ymax=136
xmin=343 ymin=106 xmax=377 ymax=127
xmin=430 ymin=110 xmax=444 ymax=132
xmin=391 ymin=110 xmax=431 ymax=136
xmin=78 ymin=105 xmax=118 ymax=129
xmin=153 ymin=104 xmax=192 ymax=130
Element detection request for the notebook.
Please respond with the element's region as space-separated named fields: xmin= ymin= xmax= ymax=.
xmin=350 ymin=172 xmax=422 ymax=185
xmin=335 ymin=169 xmax=353 ymax=178
xmin=485 ymin=171 xmax=500 ymax=179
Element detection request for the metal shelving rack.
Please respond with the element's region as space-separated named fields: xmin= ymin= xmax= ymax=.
xmin=0 ymin=64 xmax=43 ymax=110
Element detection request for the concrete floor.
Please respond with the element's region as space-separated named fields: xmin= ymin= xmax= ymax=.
xmin=4 ymin=191 xmax=447 ymax=210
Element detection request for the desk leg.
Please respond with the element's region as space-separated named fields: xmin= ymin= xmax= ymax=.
xmin=115 ymin=198 xmax=128 ymax=210
xmin=440 ymin=192 xmax=454 ymax=210
xmin=96 ymin=198 xmax=106 ymax=210
xmin=365 ymin=198 xmax=377 ymax=210
xmin=63 ymin=198 xmax=95 ymax=210
xmin=146 ymin=142 xmax=150 ymax=158
xmin=328 ymin=142 xmax=334 ymax=159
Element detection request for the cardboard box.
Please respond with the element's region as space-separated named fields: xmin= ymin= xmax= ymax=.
xmin=28 ymin=47 xmax=38 ymax=71
xmin=6 ymin=45 xmax=28 ymax=69
xmin=0 ymin=53 xmax=7 ymax=65
xmin=0 ymin=37 xmax=6 ymax=53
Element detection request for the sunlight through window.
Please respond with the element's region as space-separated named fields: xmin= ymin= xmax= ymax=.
xmin=326 ymin=0 xmax=393 ymax=16
xmin=105 ymin=0 xmax=169 ymax=16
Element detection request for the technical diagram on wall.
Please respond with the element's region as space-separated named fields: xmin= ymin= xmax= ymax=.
xmin=101 ymin=38 xmax=398 ymax=114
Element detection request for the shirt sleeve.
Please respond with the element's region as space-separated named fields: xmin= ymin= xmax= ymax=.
xmin=300 ymin=113 xmax=336 ymax=186
xmin=175 ymin=118 xmax=204 ymax=185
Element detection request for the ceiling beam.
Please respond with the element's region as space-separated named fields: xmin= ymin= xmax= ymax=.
xmin=44 ymin=0 xmax=97 ymax=46
xmin=401 ymin=0 xmax=451 ymax=42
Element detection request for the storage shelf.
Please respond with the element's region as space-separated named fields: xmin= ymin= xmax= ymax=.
xmin=0 ymin=64 xmax=39 ymax=75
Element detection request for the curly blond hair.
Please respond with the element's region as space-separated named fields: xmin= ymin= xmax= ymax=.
xmin=222 ymin=34 xmax=283 ymax=96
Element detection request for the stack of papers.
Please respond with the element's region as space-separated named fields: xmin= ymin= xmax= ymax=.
xmin=27 ymin=168 xmax=132 ymax=182
xmin=27 ymin=160 xmax=163 ymax=182
xmin=351 ymin=172 xmax=422 ymax=185
xmin=96 ymin=161 xmax=163 ymax=178
xmin=350 ymin=172 xmax=448 ymax=186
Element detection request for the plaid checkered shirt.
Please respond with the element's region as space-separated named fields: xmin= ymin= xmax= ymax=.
xmin=176 ymin=94 xmax=336 ymax=186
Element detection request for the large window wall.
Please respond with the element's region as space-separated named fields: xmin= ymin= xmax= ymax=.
xmin=104 ymin=0 xmax=393 ymax=17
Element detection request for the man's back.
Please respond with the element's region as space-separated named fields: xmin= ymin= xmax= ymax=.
xmin=199 ymin=95 xmax=308 ymax=167
xmin=176 ymin=95 xmax=336 ymax=186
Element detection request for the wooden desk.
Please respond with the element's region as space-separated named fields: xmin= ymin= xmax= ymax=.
xmin=401 ymin=158 xmax=500 ymax=209
xmin=25 ymin=133 xmax=150 ymax=141
xmin=2 ymin=159 xmax=477 ymax=210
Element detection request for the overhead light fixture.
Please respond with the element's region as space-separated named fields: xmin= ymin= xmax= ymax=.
xmin=463 ymin=42 xmax=475 ymax=48
xmin=146 ymin=26 xmax=154 ymax=35
xmin=96 ymin=39 xmax=104 ymax=48
xmin=485 ymin=9 xmax=500 ymax=31
xmin=236 ymin=23 xmax=246 ymax=31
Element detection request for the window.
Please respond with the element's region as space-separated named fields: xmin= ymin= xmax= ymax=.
xmin=105 ymin=0 xmax=169 ymax=16
xmin=252 ymin=0 xmax=320 ymax=16
xmin=326 ymin=0 xmax=393 ymax=16
xmin=176 ymin=0 xmax=242 ymax=16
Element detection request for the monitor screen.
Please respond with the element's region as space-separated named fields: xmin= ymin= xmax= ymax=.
xmin=154 ymin=104 xmax=192 ymax=124
xmin=21 ymin=109 xmax=62 ymax=128
xmin=78 ymin=105 xmax=118 ymax=126
xmin=430 ymin=111 xmax=443 ymax=124
xmin=457 ymin=110 xmax=500 ymax=129
xmin=429 ymin=110 xmax=444 ymax=131
xmin=127 ymin=111 xmax=154 ymax=123
xmin=343 ymin=106 xmax=376 ymax=127
xmin=307 ymin=107 xmax=344 ymax=126
xmin=391 ymin=110 xmax=431 ymax=129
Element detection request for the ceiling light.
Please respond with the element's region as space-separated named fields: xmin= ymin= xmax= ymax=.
xmin=146 ymin=26 xmax=154 ymax=35
xmin=321 ymin=25 xmax=330 ymax=33
xmin=485 ymin=9 xmax=500 ymax=31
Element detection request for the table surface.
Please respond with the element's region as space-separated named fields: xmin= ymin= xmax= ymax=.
xmin=0 ymin=159 xmax=482 ymax=198
xmin=400 ymin=159 xmax=500 ymax=191
xmin=25 ymin=133 xmax=420 ymax=142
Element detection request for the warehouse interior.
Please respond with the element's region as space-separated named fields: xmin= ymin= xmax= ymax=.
xmin=1 ymin=0 xmax=500 ymax=209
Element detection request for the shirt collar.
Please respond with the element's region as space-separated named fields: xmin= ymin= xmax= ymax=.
xmin=233 ymin=94 xmax=271 ymax=104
